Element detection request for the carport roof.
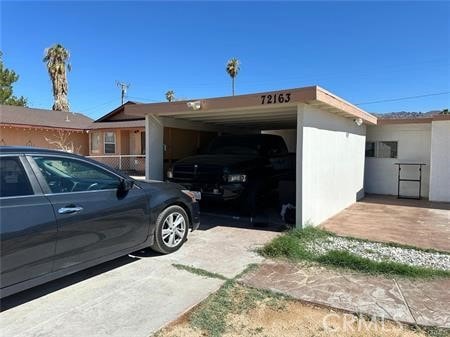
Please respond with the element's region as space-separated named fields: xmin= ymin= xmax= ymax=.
xmin=99 ymin=86 xmax=377 ymax=129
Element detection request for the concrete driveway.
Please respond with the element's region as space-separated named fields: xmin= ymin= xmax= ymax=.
xmin=0 ymin=215 xmax=280 ymax=337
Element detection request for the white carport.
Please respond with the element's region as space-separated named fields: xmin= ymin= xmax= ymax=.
xmin=122 ymin=86 xmax=377 ymax=227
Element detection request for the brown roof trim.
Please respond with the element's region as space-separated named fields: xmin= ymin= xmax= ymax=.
xmin=0 ymin=123 xmax=87 ymax=132
xmin=377 ymin=114 xmax=450 ymax=124
xmin=89 ymin=126 xmax=145 ymax=131
xmin=124 ymin=86 xmax=316 ymax=115
xmin=315 ymin=87 xmax=377 ymax=125
xmin=432 ymin=114 xmax=450 ymax=121
xmin=120 ymin=86 xmax=377 ymax=125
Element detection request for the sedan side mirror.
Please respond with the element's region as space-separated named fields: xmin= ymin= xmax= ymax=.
xmin=117 ymin=178 xmax=134 ymax=198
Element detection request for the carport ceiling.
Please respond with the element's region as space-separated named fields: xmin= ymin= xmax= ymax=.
xmin=164 ymin=105 xmax=299 ymax=129
xmin=118 ymin=86 xmax=377 ymax=129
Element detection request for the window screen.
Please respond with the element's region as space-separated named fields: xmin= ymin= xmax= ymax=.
xmin=0 ymin=157 xmax=34 ymax=197
xmin=378 ymin=141 xmax=398 ymax=158
xmin=104 ymin=132 xmax=116 ymax=154
xmin=91 ymin=132 xmax=101 ymax=152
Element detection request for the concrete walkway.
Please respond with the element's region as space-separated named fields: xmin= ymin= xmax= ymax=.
xmin=0 ymin=215 xmax=280 ymax=337
xmin=239 ymin=261 xmax=450 ymax=328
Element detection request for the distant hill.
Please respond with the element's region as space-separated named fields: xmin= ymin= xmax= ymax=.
xmin=375 ymin=110 xmax=447 ymax=119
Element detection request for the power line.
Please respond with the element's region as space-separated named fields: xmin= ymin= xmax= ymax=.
xmin=127 ymin=95 xmax=160 ymax=103
xmin=78 ymin=98 xmax=118 ymax=112
xmin=356 ymin=91 xmax=450 ymax=106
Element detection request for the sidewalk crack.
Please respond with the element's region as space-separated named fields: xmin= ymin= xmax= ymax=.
xmin=393 ymin=278 xmax=417 ymax=326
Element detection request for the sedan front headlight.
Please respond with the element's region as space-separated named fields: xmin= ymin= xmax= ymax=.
xmin=226 ymin=174 xmax=247 ymax=183
xmin=181 ymin=190 xmax=201 ymax=201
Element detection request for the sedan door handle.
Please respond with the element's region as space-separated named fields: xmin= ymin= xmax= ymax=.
xmin=58 ymin=206 xmax=83 ymax=214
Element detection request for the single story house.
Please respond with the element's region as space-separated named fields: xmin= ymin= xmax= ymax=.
xmin=96 ymin=85 xmax=450 ymax=227
xmin=0 ymin=105 xmax=92 ymax=155
xmin=92 ymin=102 xmax=217 ymax=175
xmin=2 ymin=87 xmax=448 ymax=227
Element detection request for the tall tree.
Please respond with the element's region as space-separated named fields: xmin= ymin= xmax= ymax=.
xmin=0 ymin=51 xmax=27 ymax=106
xmin=43 ymin=44 xmax=71 ymax=111
xmin=165 ymin=90 xmax=175 ymax=102
xmin=226 ymin=58 xmax=240 ymax=96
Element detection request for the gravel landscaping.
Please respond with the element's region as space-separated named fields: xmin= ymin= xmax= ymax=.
xmin=306 ymin=236 xmax=450 ymax=271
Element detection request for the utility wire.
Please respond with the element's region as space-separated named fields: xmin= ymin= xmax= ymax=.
xmin=127 ymin=95 xmax=160 ymax=103
xmin=356 ymin=91 xmax=450 ymax=106
xmin=78 ymin=98 xmax=118 ymax=112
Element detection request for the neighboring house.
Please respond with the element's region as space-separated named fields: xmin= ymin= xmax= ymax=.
xmin=88 ymin=102 xmax=146 ymax=174
xmin=0 ymin=105 xmax=92 ymax=155
xmin=92 ymin=101 xmax=216 ymax=175
xmin=89 ymin=119 xmax=146 ymax=174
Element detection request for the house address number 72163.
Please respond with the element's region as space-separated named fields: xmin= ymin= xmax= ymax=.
xmin=261 ymin=93 xmax=291 ymax=104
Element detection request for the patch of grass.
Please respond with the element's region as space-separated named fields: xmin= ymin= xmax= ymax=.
xmin=190 ymin=282 xmax=289 ymax=337
xmin=172 ymin=264 xmax=228 ymax=280
xmin=259 ymin=227 xmax=450 ymax=278
xmin=189 ymin=279 xmax=234 ymax=337
xmin=187 ymin=263 xmax=289 ymax=337
xmin=421 ymin=326 xmax=450 ymax=337
xmin=317 ymin=250 xmax=450 ymax=278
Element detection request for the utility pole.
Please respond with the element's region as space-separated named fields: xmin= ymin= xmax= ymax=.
xmin=116 ymin=81 xmax=130 ymax=105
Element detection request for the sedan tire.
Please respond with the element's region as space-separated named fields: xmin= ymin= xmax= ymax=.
xmin=150 ymin=205 xmax=189 ymax=254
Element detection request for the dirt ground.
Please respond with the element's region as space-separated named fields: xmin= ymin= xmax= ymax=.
xmin=155 ymin=283 xmax=436 ymax=337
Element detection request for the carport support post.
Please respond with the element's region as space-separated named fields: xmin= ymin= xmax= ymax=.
xmin=145 ymin=114 xmax=164 ymax=181
xmin=295 ymin=104 xmax=304 ymax=229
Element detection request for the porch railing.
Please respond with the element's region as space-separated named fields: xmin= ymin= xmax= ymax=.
xmin=88 ymin=155 xmax=145 ymax=175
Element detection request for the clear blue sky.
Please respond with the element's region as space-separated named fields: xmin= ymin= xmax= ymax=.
xmin=1 ymin=1 xmax=449 ymax=119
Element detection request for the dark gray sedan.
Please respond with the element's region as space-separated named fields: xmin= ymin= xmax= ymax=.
xmin=0 ymin=147 xmax=200 ymax=298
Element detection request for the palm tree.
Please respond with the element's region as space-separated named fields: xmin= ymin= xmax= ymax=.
xmin=226 ymin=58 xmax=240 ymax=96
xmin=165 ymin=90 xmax=175 ymax=102
xmin=43 ymin=44 xmax=71 ymax=111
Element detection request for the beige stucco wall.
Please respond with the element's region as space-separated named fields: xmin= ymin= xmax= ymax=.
xmin=88 ymin=129 xmax=144 ymax=156
xmin=0 ymin=126 xmax=89 ymax=155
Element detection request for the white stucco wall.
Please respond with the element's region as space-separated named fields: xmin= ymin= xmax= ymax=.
xmin=429 ymin=120 xmax=450 ymax=202
xmin=145 ymin=115 xmax=164 ymax=181
xmin=296 ymin=104 xmax=366 ymax=227
xmin=262 ymin=129 xmax=297 ymax=152
xmin=365 ymin=123 xmax=431 ymax=198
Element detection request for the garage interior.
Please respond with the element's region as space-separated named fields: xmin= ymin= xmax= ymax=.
xmin=110 ymin=86 xmax=377 ymax=227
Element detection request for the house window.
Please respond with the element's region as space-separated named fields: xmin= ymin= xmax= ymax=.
xmin=90 ymin=132 xmax=101 ymax=153
xmin=378 ymin=141 xmax=398 ymax=158
xmin=365 ymin=142 xmax=375 ymax=157
xmin=365 ymin=141 xmax=398 ymax=158
xmin=104 ymin=132 xmax=116 ymax=154
xmin=140 ymin=132 xmax=146 ymax=155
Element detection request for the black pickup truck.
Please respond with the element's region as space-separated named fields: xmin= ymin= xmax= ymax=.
xmin=167 ymin=134 xmax=295 ymax=212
